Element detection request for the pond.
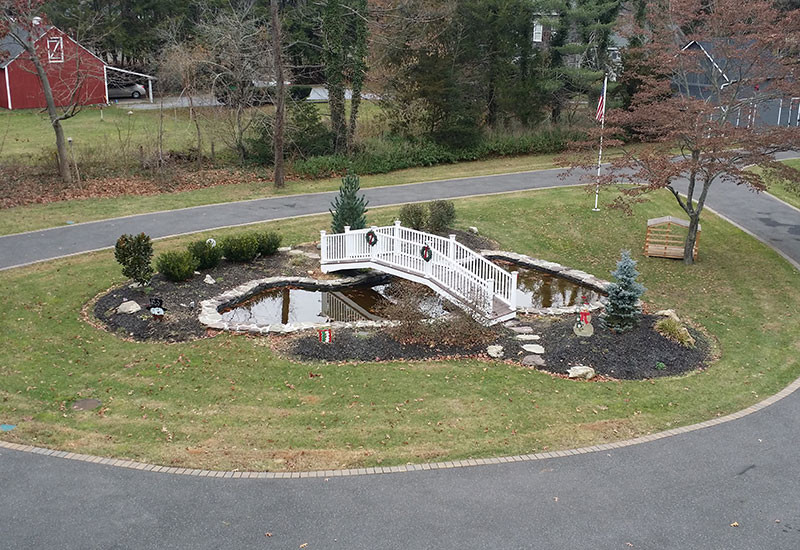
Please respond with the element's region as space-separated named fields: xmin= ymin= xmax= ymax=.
xmin=495 ymin=260 xmax=603 ymax=309
xmin=219 ymin=282 xmax=449 ymax=325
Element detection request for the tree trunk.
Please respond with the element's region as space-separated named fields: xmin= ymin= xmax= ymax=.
xmin=27 ymin=44 xmax=72 ymax=184
xmin=347 ymin=80 xmax=361 ymax=153
xmin=683 ymin=214 xmax=700 ymax=265
xmin=270 ymin=0 xmax=286 ymax=188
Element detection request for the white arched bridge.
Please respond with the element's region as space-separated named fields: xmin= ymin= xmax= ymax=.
xmin=320 ymin=221 xmax=518 ymax=325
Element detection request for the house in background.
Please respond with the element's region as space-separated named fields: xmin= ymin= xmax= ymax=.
xmin=0 ymin=22 xmax=155 ymax=110
xmin=681 ymin=40 xmax=799 ymax=128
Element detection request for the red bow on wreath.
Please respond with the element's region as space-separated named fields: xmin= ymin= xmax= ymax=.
xmin=420 ymin=245 xmax=433 ymax=262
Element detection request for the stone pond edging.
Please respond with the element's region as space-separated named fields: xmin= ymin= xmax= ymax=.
xmin=198 ymin=272 xmax=394 ymax=334
xmin=480 ymin=250 xmax=610 ymax=315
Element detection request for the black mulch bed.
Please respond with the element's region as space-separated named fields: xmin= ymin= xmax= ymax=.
xmin=285 ymin=314 xmax=710 ymax=380
xmin=286 ymin=329 xmax=518 ymax=363
xmin=532 ymin=314 xmax=711 ymax=380
xmin=93 ymin=246 xmax=323 ymax=342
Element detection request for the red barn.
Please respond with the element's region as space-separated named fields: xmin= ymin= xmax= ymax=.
xmin=0 ymin=24 xmax=107 ymax=110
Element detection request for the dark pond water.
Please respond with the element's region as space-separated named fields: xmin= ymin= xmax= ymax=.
xmin=220 ymin=282 xmax=449 ymax=325
xmin=495 ymin=261 xmax=603 ymax=309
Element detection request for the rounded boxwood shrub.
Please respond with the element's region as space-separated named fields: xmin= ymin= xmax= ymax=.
xmin=114 ymin=233 xmax=154 ymax=285
xmin=188 ymin=239 xmax=223 ymax=270
xmin=156 ymin=250 xmax=199 ymax=282
xmin=399 ymin=203 xmax=428 ymax=230
xmin=222 ymin=233 xmax=260 ymax=262
xmin=427 ymin=200 xmax=456 ymax=234
xmin=256 ymin=231 xmax=282 ymax=257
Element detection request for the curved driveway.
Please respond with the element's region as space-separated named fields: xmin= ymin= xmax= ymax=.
xmin=0 ymin=154 xmax=798 ymax=549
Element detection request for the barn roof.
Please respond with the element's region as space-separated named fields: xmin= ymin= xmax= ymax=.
xmin=0 ymin=24 xmax=49 ymax=69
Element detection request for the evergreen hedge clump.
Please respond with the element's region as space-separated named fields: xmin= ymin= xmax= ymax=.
xmin=156 ymin=250 xmax=199 ymax=282
xmin=602 ymin=250 xmax=646 ymax=333
xmin=222 ymin=234 xmax=260 ymax=262
xmin=399 ymin=203 xmax=427 ymax=230
xmin=114 ymin=233 xmax=154 ymax=285
xmin=256 ymin=231 xmax=282 ymax=256
xmin=188 ymin=239 xmax=223 ymax=270
xmin=427 ymin=200 xmax=456 ymax=234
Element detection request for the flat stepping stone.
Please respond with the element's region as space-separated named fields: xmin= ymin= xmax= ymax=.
xmin=515 ymin=334 xmax=540 ymax=341
xmin=521 ymin=344 xmax=545 ymax=354
xmin=521 ymin=355 xmax=545 ymax=367
xmin=509 ymin=326 xmax=534 ymax=334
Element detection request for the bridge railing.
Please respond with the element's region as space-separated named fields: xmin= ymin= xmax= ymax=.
xmin=320 ymin=221 xmax=517 ymax=316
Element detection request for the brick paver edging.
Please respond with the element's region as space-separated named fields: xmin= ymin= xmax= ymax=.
xmin=3 ymin=374 xmax=799 ymax=479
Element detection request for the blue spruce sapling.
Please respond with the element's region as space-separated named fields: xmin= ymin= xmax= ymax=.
xmin=602 ymin=250 xmax=645 ymax=332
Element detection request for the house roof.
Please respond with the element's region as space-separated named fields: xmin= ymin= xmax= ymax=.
xmin=0 ymin=24 xmax=49 ymax=69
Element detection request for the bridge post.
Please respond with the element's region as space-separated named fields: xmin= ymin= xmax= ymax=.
xmin=448 ymin=234 xmax=456 ymax=261
xmin=320 ymin=230 xmax=327 ymax=263
xmin=486 ymin=277 xmax=494 ymax=313
xmin=344 ymin=226 xmax=351 ymax=258
xmin=370 ymin=225 xmax=378 ymax=260
xmin=511 ymin=271 xmax=518 ymax=310
xmin=393 ymin=220 xmax=401 ymax=263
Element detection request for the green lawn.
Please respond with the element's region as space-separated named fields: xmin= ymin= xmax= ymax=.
xmin=766 ymin=158 xmax=800 ymax=210
xmin=1 ymin=186 xmax=798 ymax=472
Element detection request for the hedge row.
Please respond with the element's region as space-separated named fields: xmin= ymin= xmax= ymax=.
xmin=291 ymin=129 xmax=583 ymax=179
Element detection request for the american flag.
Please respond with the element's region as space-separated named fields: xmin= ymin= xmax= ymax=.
xmin=595 ymin=75 xmax=607 ymax=123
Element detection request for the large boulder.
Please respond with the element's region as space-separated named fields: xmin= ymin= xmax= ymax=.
xmin=487 ymin=345 xmax=504 ymax=358
xmin=567 ymin=365 xmax=596 ymax=380
xmin=116 ymin=300 xmax=141 ymax=314
xmin=521 ymin=355 xmax=545 ymax=367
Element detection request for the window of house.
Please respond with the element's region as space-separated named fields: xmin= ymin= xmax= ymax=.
xmin=47 ymin=37 xmax=63 ymax=63
xmin=533 ymin=22 xmax=543 ymax=43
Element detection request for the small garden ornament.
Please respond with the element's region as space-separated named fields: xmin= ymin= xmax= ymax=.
xmin=150 ymin=297 xmax=165 ymax=321
xmin=573 ymin=295 xmax=594 ymax=337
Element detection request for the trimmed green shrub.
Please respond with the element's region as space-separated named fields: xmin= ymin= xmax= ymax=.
xmin=602 ymin=250 xmax=646 ymax=333
xmin=156 ymin=250 xmax=199 ymax=282
xmin=256 ymin=231 xmax=282 ymax=256
xmin=427 ymin=200 xmax=456 ymax=234
xmin=114 ymin=233 xmax=153 ymax=285
xmin=222 ymin=233 xmax=260 ymax=262
xmin=330 ymin=173 xmax=369 ymax=233
xmin=399 ymin=203 xmax=427 ymax=230
xmin=188 ymin=239 xmax=223 ymax=270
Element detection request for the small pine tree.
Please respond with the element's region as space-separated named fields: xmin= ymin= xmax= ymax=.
xmin=602 ymin=250 xmax=645 ymax=333
xmin=330 ymin=173 xmax=368 ymax=233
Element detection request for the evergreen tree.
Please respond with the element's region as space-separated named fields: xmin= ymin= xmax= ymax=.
xmin=602 ymin=250 xmax=645 ymax=332
xmin=330 ymin=174 xmax=368 ymax=233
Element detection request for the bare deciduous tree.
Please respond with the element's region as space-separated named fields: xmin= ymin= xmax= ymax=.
xmin=571 ymin=0 xmax=800 ymax=264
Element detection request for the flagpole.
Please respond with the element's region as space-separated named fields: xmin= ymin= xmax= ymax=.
xmin=593 ymin=74 xmax=608 ymax=212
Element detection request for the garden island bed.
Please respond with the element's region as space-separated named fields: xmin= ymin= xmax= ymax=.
xmin=1 ymin=188 xmax=798 ymax=472
xmin=93 ymin=235 xmax=709 ymax=381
